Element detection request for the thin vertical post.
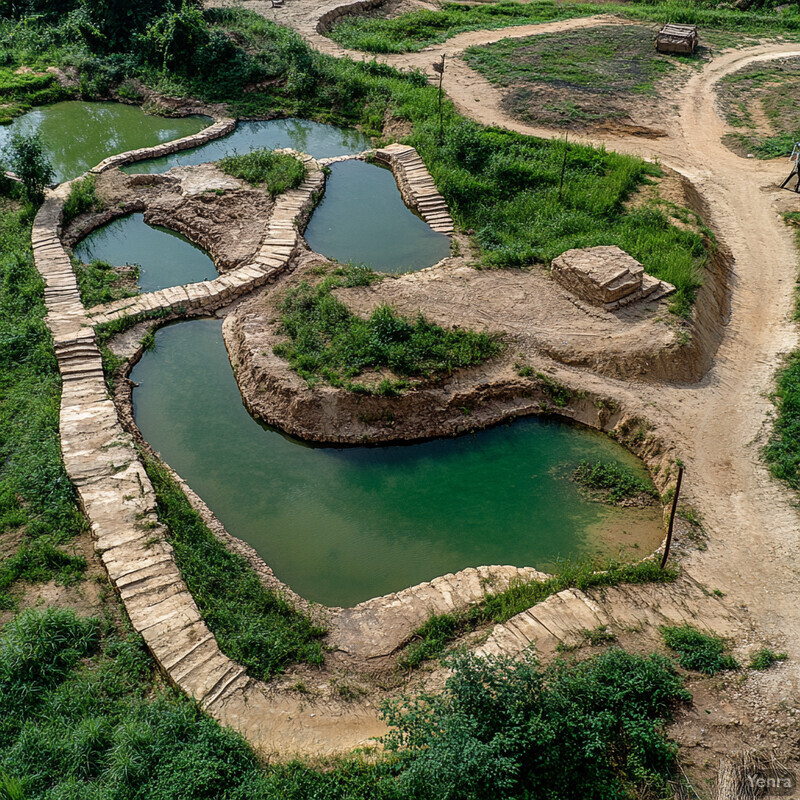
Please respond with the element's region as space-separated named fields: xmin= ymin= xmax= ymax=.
xmin=660 ymin=466 xmax=684 ymax=570
xmin=436 ymin=54 xmax=446 ymax=144
xmin=558 ymin=132 xmax=569 ymax=199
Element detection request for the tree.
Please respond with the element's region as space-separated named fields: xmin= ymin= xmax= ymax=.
xmin=4 ymin=132 xmax=54 ymax=203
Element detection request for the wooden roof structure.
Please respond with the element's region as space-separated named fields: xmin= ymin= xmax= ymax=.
xmin=656 ymin=23 xmax=698 ymax=54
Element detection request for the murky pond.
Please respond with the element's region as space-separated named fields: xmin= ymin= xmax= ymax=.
xmin=131 ymin=319 xmax=664 ymax=607
xmin=122 ymin=118 xmax=372 ymax=173
xmin=305 ymin=159 xmax=451 ymax=273
xmin=0 ymin=101 xmax=209 ymax=183
xmin=73 ymin=213 xmax=216 ymax=293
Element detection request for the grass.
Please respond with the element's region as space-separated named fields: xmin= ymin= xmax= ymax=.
xmin=62 ymin=174 xmax=103 ymax=224
xmin=0 ymin=66 xmax=66 ymax=124
xmin=764 ymin=350 xmax=800 ymax=489
xmin=144 ymin=455 xmax=326 ymax=680
xmin=218 ymin=148 xmax=306 ymax=194
xmin=273 ymin=266 xmax=504 ymax=392
xmin=396 ymin=557 xmax=678 ymax=668
xmin=327 ymin=0 xmax=800 ymax=54
xmin=75 ymin=259 xmax=139 ymax=308
xmin=573 ymin=459 xmax=658 ymax=504
xmin=748 ymin=647 xmax=788 ymax=670
xmin=660 ymin=624 xmax=740 ymax=674
xmin=463 ymin=25 xmax=681 ymax=128
xmin=0 ymin=197 xmax=89 ymax=609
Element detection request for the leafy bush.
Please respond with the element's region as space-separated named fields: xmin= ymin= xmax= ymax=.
xmin=748 ymin=648 xmax=788 ymax=670
xmin=383 ymin=648 xmax=690 ymax=800
xmin=573 ymin=459 xmax=658 ymax=504
xmin=660 ymin=624 xmax=739 ymax=675
xmin=144 ymin=456 xmax=326 ymax=680
xmin=219 ymin=149 xmax=305 ymax=194
xmin=62 ymin=173 xmax=103 ymax=224
xmin=274 ymin=268 xmax=504 ymax=391
xmin=3 ymin=132 xmax=53 ymax=201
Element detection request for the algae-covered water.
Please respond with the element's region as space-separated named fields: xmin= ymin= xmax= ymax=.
xmin=122 ymin=118 xmax=372 ymax=173
xmin=131 ymin=319 xmax=663 ymax=607
xmin=72 ymin=213 xmax=217 ymax=293
xmin=305 ymin=159 xmax=451 ymax=273
xmin=0 ymin=101 xmax=208 ymax=183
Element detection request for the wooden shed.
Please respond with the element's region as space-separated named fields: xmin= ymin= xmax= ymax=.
xmin=655 ymin=24 xmax=698 ymax=54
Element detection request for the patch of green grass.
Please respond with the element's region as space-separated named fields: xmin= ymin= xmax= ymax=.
xmin=218 ymin=148 xmax=306 ymax=194
xmin=764 ymin=349 xmax=800 ymax=489
xmin=573 ymin=459 xmax=658 ymax=504
xmin=397 ymin=611 xmax=473 ymax=669
xmin=0 ymin=199 xmax=88 ymax=603
xmin=75 ymin=260 xmax=139 ymax=308
xmin=463 ymin=25 xmax=680 ymax=128
xmin=581 ymin=624 xmax=616 ymax=645
xmin=144 ymin=455 xmax=326 ymax=680
xmin=273 ymin=267 xmax=504 ymax=392
xmin=62 ymin=174 xmax=103 ymax=224
xmin=748 ymin=647 xmax=788 ymax=670
xmin=0 ymin=67 xmax=67 ymax=123
xmin=660 ymin=624 xmax=739 ymax=674
xmin=535 ymin=371 xmax=579 ymax=406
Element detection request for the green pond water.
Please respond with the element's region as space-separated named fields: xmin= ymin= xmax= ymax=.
xmin=122 ymin=118 xmax=372 ymax=173
xmin=131 ymin=319 xmax=663 ymax=607
xmin=305 ymin=159 xmax=451 ymax=273
xmin=0 ymin=101 xmax=208 ymax=183
xmin=73 ymin=213 xmax=217 ymax=293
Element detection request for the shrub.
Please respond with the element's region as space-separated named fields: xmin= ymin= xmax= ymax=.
xmin=3 ymin=132 xmax=53 ymax=201
xmin=218 ymin=149 xmax=305 ymax=195
xmin=383 ymin=648 xmax=690 ymax=800
xmin=62 ymin=173 xmax=102 ymax=224
xmin=74 ymin=258 xmax=138 ymax=308
xmin=573 ymin=459 xmax=658 ymax=504
xmin=660 ymin=624 xmax=739 ymax=675
xmin=764 ymin=350 xmax=800 ymax=488
xmin=748 ymin=648 xmax=788 ymax=671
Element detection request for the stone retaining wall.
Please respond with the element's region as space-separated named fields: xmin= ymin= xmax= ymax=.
xmin=315 ymin=0 xmax=385 ymax=34
xmin=374 ymin=143 xmax=455 ymax=235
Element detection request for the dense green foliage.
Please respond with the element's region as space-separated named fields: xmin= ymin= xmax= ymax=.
xmin=144 ymin=456 xmax=326 ymax=680
xmin=328 ymin=0 xmax=800 ymax=53
xmin=3 ymin=133 xmax=53 ymax=202
xmin=219 ymin=149 xmax=305 ymax=194
xmin=397 ymin=558 xmax=677 ymax=668
xmin=660 ymin=624 xmax=739 ymax=674
xmin=0 ymin=200 xmax=88 ymax=609
xmin=0 ymin=67 xmax=66 ymax=123
xmin=764 ymin=350 xmax=800 ymax=488
xmin=573 ymin=459 xmax=658 ymax=504
xmin=383 ymin=649 xmax=690 ymax=800
xmin=62 ymin=173 xmax=102 ymax=223
xmin=274 ymin=268 xmax=504 ymax=392
xmin=0 ymin=607 xmax=690 ymax=800
xmin=75 ymin=259 xmax=138 ymax=308
xmin=747 ymin=647 xmax=788 ymax=670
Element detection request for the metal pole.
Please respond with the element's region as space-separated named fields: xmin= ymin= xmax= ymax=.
xmin=660 ymin=465 xmax=684 ymax=569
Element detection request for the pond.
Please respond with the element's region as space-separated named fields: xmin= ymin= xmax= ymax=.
xmin=131 ymin=319 xmax=664 ymax=607
xmin=0 ymin=101 xmax=209 ymax=183
xmin=122 ymin=118 xmax=372 ymax=173
xmin=304 ymin=159 xmax=451 ymax=273
xmin=72 ymin=213 xmax=217 ymax=294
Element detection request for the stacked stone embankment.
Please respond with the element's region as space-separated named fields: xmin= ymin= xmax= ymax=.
xmin=315 ymin=0 xmax=384 ymax=33
xmin=86 ymin=151 xmax=325 ymax=326
xmin=374 ymin=143 xmax=455 ymax=235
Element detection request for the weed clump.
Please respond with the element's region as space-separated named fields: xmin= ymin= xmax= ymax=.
xmin=573 ymin=459 xmax=658 ymax=505
xmin=661 ymin=624 xmax=739 ymax=675
xmin=219 ymin=149 xmax=305 ymax=194
xmin=273 ymin=267 xmax=504 ymax=392
xmin=75 ymin=259 xmax=139 ymax=308
xmin=748 ymin=648 xmax=788 ymax=671
xmin=62 ymin=174 xmax=103 ymax=224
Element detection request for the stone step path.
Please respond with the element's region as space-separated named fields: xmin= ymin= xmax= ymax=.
xmin=90 ymin=118 xmax=236 ymax=175
xmin=374 ymin=144 xmax=455 ymax=235
xmin=330 ymin=564 xmax=549 ymax=667
xmin=86 ymin=151 xmax=325 ymax=326
xmin=474 ymin=576 xmax=744 ymax=660
xmin=32 ymin=195 xmax=251 ymax=720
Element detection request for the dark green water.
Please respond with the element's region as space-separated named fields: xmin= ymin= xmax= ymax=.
xmin=131 ymin=319 xmax=662 ymax=607
xmin=305 ymin=160 xmax=451 ymax=273
xmin=0 ymin=101 xmax=208 ymax=183
xmin=73 ymin=213 xmax=216 ymax=293
xmin=122 ymin=118 xmax=372 ymax=174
